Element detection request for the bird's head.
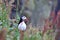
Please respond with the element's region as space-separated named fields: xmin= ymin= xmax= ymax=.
xmin=21 ymin=16 xmax=29 ymax=23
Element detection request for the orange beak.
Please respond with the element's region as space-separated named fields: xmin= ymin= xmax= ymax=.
xmin=25 ymin=18 xmax=29 ymax=22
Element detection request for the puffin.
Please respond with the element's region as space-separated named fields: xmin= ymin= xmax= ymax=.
xmin=18 ymin=16 xmax=28 ymax=40
xmin=18 ymin=16 xmax=28 ymax=31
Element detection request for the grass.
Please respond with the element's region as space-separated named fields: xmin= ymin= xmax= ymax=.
xmin=0 ymin=3 xmax=55 ymax=40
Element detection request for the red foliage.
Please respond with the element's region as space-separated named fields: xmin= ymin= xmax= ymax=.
xmin=42 ymin=19 xmax=50 ymax=35
xmin=0 ymin=28 xmax=6 ymax=40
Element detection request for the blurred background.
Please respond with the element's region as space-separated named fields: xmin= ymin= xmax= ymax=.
xmin=0 ymin=0 xmax=58 ymax=40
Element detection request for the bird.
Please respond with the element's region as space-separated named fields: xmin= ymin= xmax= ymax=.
xmin=18 ymin=16 xmax=28 ymax=40
xmin=18 ymin=16 xmax=28 ymax=31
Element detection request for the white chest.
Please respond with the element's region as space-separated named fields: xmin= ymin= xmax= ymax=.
xmin=18 ymin=21 xmax=27 ymax=31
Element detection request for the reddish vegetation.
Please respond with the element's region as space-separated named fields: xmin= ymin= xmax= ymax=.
xmin=0 ymin=28 xmax=6 ymax=40
xmin=47 ymin=10 xmax=60 ymax=40
xmin=56 ymin=11 xmax=60 ymax=28
xmin=20 ymin=30 xmax=24 ymax=40
xmin=55 ymin=11 xmax=60 ymax=40
xmin=42 ymin=11 xmax=55 ymax=35
xmin=42 ymin=19 xmax=50 ymax=35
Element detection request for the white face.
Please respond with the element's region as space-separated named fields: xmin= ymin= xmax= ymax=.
xmin=22 ymin=16 xmax=27 ymax=20
xmin=22 ymin=16 xmax=28 ymax=22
